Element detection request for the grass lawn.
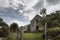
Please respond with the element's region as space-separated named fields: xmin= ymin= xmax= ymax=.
xmin=23 ymin=33 xmax=43 ymax=40
xmin=49 ymin=27 xmax=60 ymax=31
xmin=6 ymin=32 xmax=20 ymax=40
xmin=3 ymin=32 xmax=43 ymax=40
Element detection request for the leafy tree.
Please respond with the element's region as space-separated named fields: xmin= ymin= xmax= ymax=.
xmin=0 ymin=18 xmax=3 ymax=22
xmin=40 ymin=8 xmax=47 ymax=26
xmin=40 ymin=8 xmax=46 ymax=18
xmin=0 ymin=18 xmax=9 ymax=37
xmin=0 ymin=21 xmax=8 ymax=26
xmin=10 ymin=23 xmax=18 ymax=32
xmin=40 ymin=10 xmax=60 ymax=27
xmin=46 ymin=10 xmax=60 ymax=27
xmin=40 ymin=8 xmax=47 ymax=40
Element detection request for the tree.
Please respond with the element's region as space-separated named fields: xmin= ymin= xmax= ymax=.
xmin=0 ymin=18 xmax=3 ymax=22
xmin=10 ymin=23 xmax=18 ymax=32
xmin=45 ymin=10 xmax=60 ymax=27
xmin=0 ymin=18 xmax=9 ymax=37
xmin=40 ymin=8 xmax=46 ymax=18
xmin=40 ymin=8 xmax=47 ymax=40
xmin=0 ymin=21 xmax=8 ymax=26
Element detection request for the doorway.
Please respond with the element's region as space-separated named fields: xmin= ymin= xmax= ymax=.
xmin=36 ymin=26 xmax=39 ymax=30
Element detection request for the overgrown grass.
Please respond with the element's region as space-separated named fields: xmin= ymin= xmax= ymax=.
xmin=49 ymin=27 xmax=60 ymax=31
xmin=47 ymin=27 xmax=60 ymax=40
xmin=23 ymin=33 xmax=43 ymax=40
xmin=3 ymin=27 xmax=60 ymax=40
xmin=3 ymin=32 xmax=43 ymax=40
xmin=6 ymin=32 xmax=20 ymax=40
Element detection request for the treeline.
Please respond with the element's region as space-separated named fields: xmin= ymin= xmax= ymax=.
xmin=40 ymin=9 xmax=60 ymax=40
xmin=40 ymin=10 xmax=60 ymax=27
xmin=0 ymin=18 xmax=19 ymax=37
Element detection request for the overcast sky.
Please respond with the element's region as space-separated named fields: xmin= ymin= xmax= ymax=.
xmin=0 ymin=0 xmax=60 ymax=26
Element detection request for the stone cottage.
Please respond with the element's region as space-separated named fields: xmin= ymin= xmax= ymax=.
xmin=27 ymin=14 xmax=44 ymax=32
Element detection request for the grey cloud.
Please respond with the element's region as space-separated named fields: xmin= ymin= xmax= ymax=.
xmin=0 ymin=7 xmax=29 ymax=22
xmin=46 ymin=0 xmax=60 ymax=5
xmin=33 ymin=0 xmax=44 ymax=11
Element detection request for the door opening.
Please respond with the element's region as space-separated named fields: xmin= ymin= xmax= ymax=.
xmin=36 ymin=26 xmax=39 ymax=30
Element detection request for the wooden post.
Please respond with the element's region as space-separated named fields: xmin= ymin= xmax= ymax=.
xmin=17 ymin=30 xmax=18 ymax=40
xmin=45 ymin=22 xmax=47 ymax=40
xmin=20 ymin=26 xmax=23 ymax=40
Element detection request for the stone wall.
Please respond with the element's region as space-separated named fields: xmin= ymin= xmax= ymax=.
xmin=29 ymin=14 xmax=43 ymax=32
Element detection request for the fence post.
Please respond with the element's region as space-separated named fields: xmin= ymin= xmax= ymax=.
xmin=45 ymin=22 xmax=47 ymax=40
xmin=20 ymin=26 xmax=23 ymax=40
xmin=17 ymin=30 xmax=18 ymax=40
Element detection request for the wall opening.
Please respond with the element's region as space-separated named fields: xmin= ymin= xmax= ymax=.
xmin=36 ymin=26 xmax=39 ymax=30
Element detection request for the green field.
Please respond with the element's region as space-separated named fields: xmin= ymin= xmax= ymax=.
xmin=3 ymin=32 xmax=20 ymax=40
xmin=23 ymin=33 xmax=43 ymax=40
xmin=49 ymin=27 xmax=60 ymax=31
xmin=3 ymin=27 xmax=60 ymax=40
xmin=3 ymin=32 xmax=43 ymax=40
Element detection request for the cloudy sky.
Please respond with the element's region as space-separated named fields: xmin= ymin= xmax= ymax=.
xmin=0 ymin=0 xmax=60 ymax=26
